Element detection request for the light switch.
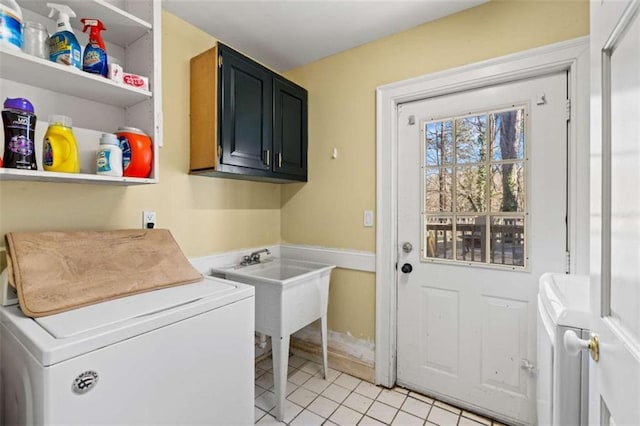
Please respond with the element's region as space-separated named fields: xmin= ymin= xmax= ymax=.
xmin=364 ymin=210 xmax=374 ymax=227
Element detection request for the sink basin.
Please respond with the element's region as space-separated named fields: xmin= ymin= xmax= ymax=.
xmin=538 ymin=272 xmax=590 ymax=329
xmin=210 ymin=258 xmax=335 ymax=422
xmin=220 ymin=258 xmax=335 ymax=283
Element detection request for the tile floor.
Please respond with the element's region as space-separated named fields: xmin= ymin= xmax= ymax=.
xmin=254 ymin=355 xmax=506 ymax=426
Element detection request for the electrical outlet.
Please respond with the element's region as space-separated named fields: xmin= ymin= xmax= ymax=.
xmin=143 ymin=211 xmax=156 ymax=229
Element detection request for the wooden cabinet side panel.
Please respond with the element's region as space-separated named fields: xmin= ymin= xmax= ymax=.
xmin=190 ymin=46 xmax=218 ymax=171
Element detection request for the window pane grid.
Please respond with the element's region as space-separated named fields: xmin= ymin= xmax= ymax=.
xmin=422 ymin=106 xmax=527 ymax=268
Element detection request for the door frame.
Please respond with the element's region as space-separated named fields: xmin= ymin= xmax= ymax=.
xmin=374 ymin=37 xmax=590 ymax=387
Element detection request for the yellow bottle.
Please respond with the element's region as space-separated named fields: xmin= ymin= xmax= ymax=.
xmin=43 ymin=115 xmax=79 ymax=173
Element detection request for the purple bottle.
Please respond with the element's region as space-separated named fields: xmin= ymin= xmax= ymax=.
xmin=2 ymin=98 xmax=38 ymax=170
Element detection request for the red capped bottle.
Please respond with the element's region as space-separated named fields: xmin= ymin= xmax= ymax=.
xmin=116 ymin=127 xmax=152 ymax=178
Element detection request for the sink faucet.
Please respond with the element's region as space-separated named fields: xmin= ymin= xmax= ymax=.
xmin=240 ymin=248 xmax=271 ymax=266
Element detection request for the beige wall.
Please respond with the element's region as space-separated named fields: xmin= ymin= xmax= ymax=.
xmin=0 ymin=12 xmax=281 ymax=261
xmin=282 ymin=0 xmax=589 ymax=341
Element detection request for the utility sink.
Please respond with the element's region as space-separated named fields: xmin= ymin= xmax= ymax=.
xmin=210 ymin=258 xmax=335 ymax=421
xmin=219 ymin=258 xmax=334 ymax=282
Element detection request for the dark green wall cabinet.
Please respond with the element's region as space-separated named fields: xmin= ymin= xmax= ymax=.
xmin=190 ymin=43 xmax=308 ymax=183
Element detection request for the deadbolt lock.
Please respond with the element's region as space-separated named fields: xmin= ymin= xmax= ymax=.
xmin=402 ymin=242 xmax=413 ymax=253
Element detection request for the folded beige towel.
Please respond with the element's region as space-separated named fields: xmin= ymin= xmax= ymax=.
xmin=5 ymin=229 xmax=203 ymax=318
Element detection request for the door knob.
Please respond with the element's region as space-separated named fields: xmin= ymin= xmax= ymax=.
xmin=564 ymin=330 xmax=599 ymax=362
xmin=401 ymin=263 xmax=413 ymax=274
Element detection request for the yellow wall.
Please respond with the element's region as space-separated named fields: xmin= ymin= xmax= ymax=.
xmin=282 ymin=0 xmax=589 ymax=341
xmin=0 ymin=12 xmax=281 ymax=260
xmin=327 ymin=269 xmax=376 ymax=340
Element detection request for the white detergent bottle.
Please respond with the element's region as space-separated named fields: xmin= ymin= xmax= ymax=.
xmin=0 ymin=0 xmax=22 ymax=50
xmin=47 ymin=3 xmax=81 ymax=69
xmin=96 ymin=133 xmax=123 ymax=177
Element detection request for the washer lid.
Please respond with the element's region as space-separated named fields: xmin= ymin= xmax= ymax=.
xmin=538 ymin=272 xmax=590 ymax=329
xmin=1 ymin=277 xmax=254 ymax=366
xmin=34 ymin=277 xmax=236 ymax=338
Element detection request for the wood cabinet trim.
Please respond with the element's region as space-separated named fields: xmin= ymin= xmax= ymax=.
xmin=190 ymin=45 xmax=219 ymax=171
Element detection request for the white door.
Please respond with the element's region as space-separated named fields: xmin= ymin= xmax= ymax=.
xmin=589 ymin=1 xmax=640 ymax=425
xmin=396 ymin=73 xmax=568 ymax=424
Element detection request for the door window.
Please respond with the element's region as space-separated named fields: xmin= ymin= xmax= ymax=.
xmin=422 ymin=106 xmax=527 ymax=267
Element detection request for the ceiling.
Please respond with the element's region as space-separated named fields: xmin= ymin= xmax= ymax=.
xmin=162 ymin=0 xmax=488 ymax=72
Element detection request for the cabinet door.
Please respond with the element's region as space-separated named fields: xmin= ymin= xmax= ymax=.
xmin=219 ymin=45 xmax=272 ymax=171
xmin=273 ymin=77 xmax=308 ymax=179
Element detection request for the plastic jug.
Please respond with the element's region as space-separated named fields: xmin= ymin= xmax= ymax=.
xmin=116 ymin=127 xmax=152 ymax=178
xmin=0 ymin=0 xmax=22 ymax=50
xmin=96 ymin=133 xmax=122 ymax=176
xmin=43 ymin=115 xmax=79 ymax=173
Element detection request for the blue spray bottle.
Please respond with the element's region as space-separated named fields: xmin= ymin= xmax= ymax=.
xmin=47 ymin=3 xmax=81 ymax=69
xmin=81 ymin=19 xmax=107 ymax=77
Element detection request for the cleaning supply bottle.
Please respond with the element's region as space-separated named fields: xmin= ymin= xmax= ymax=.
xmin=116 ymin=127 xmax=153 ymax=178
xmin=81 ymin=18 xmax=107 ymax=77
xmin=96 ymin=133 xmax=122 ymax=176
xmin=2 ymin=98 xmax=37 ymax=170
xmin=43 ymin=115 xmax=80 ymax=173
xmin=0 ymin=0 xmax=22 ymax=50
xmin=47 ymin=3 xmax=81 ymax=69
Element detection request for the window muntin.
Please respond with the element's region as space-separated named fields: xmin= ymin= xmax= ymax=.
xmin=422 ymin=107 xmax=527 ymax=268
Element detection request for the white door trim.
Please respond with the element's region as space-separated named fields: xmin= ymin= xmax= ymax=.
xmin=375 ymin=37 xmax=590 ymax=387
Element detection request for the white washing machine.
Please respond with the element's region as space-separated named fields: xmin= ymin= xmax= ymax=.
xmin=537 ymin=272 xmax=590 ymax=426
xmin=0 ymin=276 xmax=255 ymax=425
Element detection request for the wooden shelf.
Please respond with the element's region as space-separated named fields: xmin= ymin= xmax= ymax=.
xmin=0 ymin=47 xmax=152 ymax=108
xmin=0 ymin=168 xmax=157 ymax=185
xmin=21 ymin=0 xmax=152 ymax=47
